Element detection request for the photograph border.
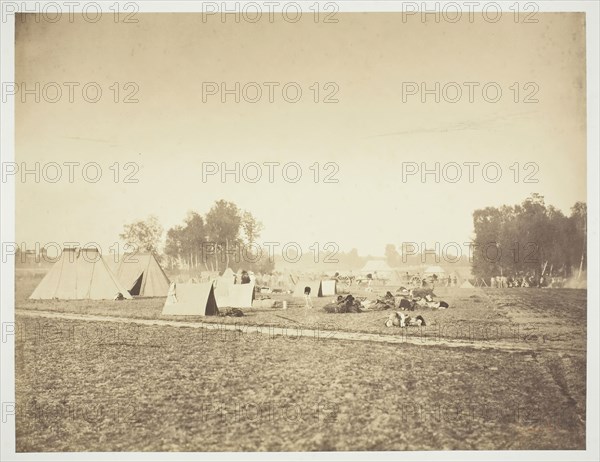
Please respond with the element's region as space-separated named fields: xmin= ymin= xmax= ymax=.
xmin=1 ymin=1 xmax=598 ymax=461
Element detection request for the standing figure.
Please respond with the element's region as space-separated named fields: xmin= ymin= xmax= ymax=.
xmin=304 ymin=286 xmax=313 ymax=309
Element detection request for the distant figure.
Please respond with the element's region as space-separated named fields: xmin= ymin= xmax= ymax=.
xmin=304 ymin=286 xmax=313 ymax=308
xmin=240 ymin=270 xmax=251 ymax=284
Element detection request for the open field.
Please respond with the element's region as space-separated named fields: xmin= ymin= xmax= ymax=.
xmin=14 ymin=273 xmax=587 ymax=451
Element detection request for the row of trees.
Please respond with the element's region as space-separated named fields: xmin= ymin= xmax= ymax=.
xmin=472 ymin=194 xmax=586 ymax=279
xmin=119 ymin=200 xmax=274 ymax=273
xmin=118 ymin=195 xmax=587 ymax=279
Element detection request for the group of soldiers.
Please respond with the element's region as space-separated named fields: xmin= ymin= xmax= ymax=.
xmin=491 ymin=274 xmax=566 ymax=288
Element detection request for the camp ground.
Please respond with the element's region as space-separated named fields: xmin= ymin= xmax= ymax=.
xmin=110 ymin=252 xmax=171 ymax=297
xmin=29 ymin=248 xmax=132 ymax=300
xmin=162 ymin=281 xmax=218 ymax=316
xmin=15 ymin=240 xmax=590 ymax=453
xmin=10 ymin=7 xmax=593 ymax=457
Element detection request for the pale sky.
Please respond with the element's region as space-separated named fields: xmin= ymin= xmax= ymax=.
xmin=16 ymin=12 xmax=586 ymax=257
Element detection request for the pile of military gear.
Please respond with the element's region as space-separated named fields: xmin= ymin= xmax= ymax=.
xmin=385 ymin=312 xmax=427 ymax=328
xmin=323 ymin=294 xmax=364 ymax=313
xmin=220 ymin=308 xmax=245 ymax=317
xmin=369 ymin=291 xmax=398 ymax=311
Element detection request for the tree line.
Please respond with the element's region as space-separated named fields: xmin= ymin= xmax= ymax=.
xmin=471 ymin=194 xmax=586 ymax=280
xmin=119 ymin=200 xmax=274 ymax=274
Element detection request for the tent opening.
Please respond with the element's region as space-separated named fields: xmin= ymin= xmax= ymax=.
xmin=130 ymin=273 xmax=144 ymax=296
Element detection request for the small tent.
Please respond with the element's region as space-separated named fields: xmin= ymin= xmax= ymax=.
xmin=30 ymin=248 xmax=132 ymax=300
xmin=424 ymin=265 xmax=446 ymax=275
xmin=218 ymin=268 xmax=236 ymax=285
xmin=361 ymin=260 xmax=395 ymax=280
xmin=162 ymin=281 xmax=219 ymax=316
xmin=110 ymin=252 xmax=170 ymax=297
xmin=214 ymin=282 xmax=255 ymax=308
xmin=320 ymin=279 xmax=337 ymax=296
xmin=460 ymin=280 xmax=475 ymax=289
xmin=293 ymin=280 xmax=323 ymax=298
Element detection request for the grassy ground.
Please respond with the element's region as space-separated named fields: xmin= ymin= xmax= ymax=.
xmin=14 ymin=273 xmax=587 ymax=451
xmin=16 ymin=316 xmax=585 ymax=451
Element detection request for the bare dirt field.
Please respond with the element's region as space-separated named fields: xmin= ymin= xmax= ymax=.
xmin=14 ymin=273 xmax=587 ymax=451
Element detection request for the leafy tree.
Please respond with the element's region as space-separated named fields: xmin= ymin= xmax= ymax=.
xmin=205 ymin=200 xmax=242 ymax=270
xmin=570 ymin=202 xmax=587 ymax=278
xmin=472 ymin=206 xmax=503 ymax=278
xmin=241 ymin=211 xmax=264 ymax=245
xmin=120 ymin=215 xmax=163 ymax=253
xmin=384 ymin=244 xmax=400 ymax=267
xmin=164 ymin=212 xmax=209 ymax=270
xmin=472 ymin=195 xmax=587 ymax=280
xmin=164 ymin=225 xmax=184 ymax=268
xmin=181 ymin=212 xmax=207 ymax=269
xmin=164 ymin=201 xmax=270 ymax=273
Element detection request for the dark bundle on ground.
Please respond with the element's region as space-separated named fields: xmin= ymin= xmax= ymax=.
xmin=412 ymin=288 xmax=436 ymax=298
xmin=370 ymin=291 xmax=396 ymax=311
xmin=323 ymin=294 xmax=363 ymax=313
xmin=398 ymin=298 xmax=415 ymax=311
xmin=221 ymin=308 xmax=244 ymax=317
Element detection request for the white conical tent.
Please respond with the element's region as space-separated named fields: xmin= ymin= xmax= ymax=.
xmin=29 ymin=248 xmax=132 ymax=300
xmin=220 ymin=268 xmax=235 ymax=284
xmin=460 ymin=280 xmax=475 ymax=288
xmin=110 ymin=252 xmax=170 ymax=297
xmin=162 ymin=281 xmax=219 ymax=316
xmin=361 ymin=260 xmax=395 ymax=280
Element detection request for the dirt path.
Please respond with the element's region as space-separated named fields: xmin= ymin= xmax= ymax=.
xmin=15 ymin=308 xmax=584 ymax=355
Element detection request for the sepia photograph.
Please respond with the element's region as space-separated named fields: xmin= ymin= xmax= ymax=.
xmin=0 ymin=1 xmax=598 ymax=460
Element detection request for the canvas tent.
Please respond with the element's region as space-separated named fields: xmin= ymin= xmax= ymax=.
xmin=214 ymin=281 xmax=255 ymax=308
xmin=361 ymin=260 xmax=395 ymax=280
xmin=460 ymin=280 xmax=475 ymax=289
xmin=424 ymin=265 xmax=446 ymax=275
xmin=293 ymin=280 xmax=323 ymax=298
xmin=320 ymin=279 xmax=337 ymax=296
xmin=30 ymin=248 xmax=132 ymax=300
xmin=162 ymin=281 xmax=219 ymax=316
xmin=110 ymin=252 xmax=170 ymax=297
xmin=218 ymin=268 xmax=236 ymax=285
